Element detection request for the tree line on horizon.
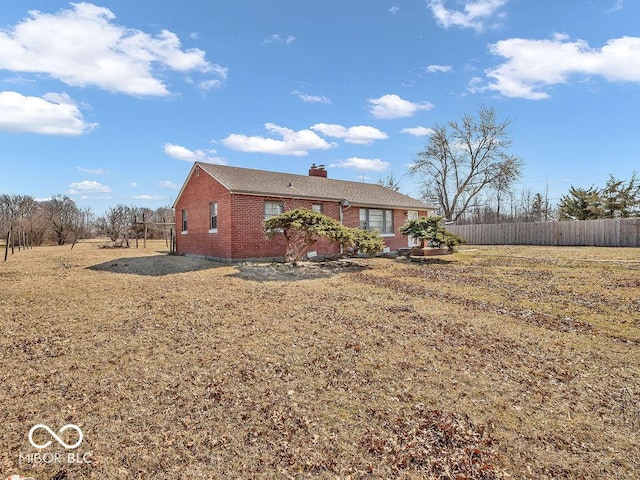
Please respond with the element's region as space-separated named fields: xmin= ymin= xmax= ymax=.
xmin=443 ymin=174 xmax=640 ymax=225
xmin=3 ymin=104 xmax=638 ymax=247
xmin=401 ymin=105 xmax=639 ymax=224
xmin=0 ymin=194 xmax=174 ymax=246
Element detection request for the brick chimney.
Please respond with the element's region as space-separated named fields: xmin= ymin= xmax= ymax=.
xmin=309 ymin=163 xmax=327 ymax=178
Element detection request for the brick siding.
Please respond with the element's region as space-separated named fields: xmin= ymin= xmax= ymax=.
xmin=175 ymin=168 xmax=430 ymax=260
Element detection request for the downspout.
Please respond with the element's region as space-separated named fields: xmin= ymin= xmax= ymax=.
xmin=339 ymin=199 xmax=351 ymax=254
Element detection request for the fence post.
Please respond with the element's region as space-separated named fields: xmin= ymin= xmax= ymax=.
xmin=163 ymin=217 xmax=168 ymax=248
xmin=134 ymin=215 xmax=139 ymax=248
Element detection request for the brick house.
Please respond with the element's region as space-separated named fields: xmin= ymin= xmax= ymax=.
xmin=173 ymin=162 xmax=436 ymax=261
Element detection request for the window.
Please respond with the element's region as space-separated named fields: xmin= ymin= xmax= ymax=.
xmin=181 ymin=209 xmax=188 ymax=233
xmin=312 ymin=204 xmax=323 ymax=213
xmin=264 ymin=201 xmax=284 ymax=219
xmin=209 ymin=202 xmax=218 ymax=232
xmin=359 ymin=208 xmax=394 ymax=235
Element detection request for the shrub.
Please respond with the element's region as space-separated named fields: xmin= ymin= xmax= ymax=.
xmin=345 ymin=228 xmax=385 ymax=256
xmin=400 ymin=216 xmax=464 ymax=252
xmin=264 ymin=208 xmax=386 ymax=265
xmin=264 ymin=208 xmax=351 ymax=266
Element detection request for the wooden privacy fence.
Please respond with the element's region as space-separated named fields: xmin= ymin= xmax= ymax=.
xmin=446 ymin=218 xmax=640 ymax=247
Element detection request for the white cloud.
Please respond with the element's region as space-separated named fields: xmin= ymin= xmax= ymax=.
xmin=0 ymin=3 xmax=226 ymax=96
xmin=292 ymin=91 xmax=331 ymax=104
xmin=426 ymin=64 xmax=452 ymax=73
xmin=486 ymin=34 xmax=640 ymax=99
xmin=158 ymin=180 xmax=178 ymax=189
xmin=389 ymin=6 xmax=400 ymax=14
xmin=368 ymin=94 xmax=434 ymax=119
xmin=163 ymin=143 xmax=226 ymax=164
xmin=264 ymin=34 xmax=296 ymax=45
xmin=195 ymin=64 xmax=229 ymax=91
xmin=329 ymin=157 xmax=390 ymax=172
xmin=133 ymin=194 xmax=164 ymax=201
xmin=68 ymin=180 xmax=112 ymax=194
xmin=428 ymin=0 xmax=509 ymax=32
xmin=467 ymin=76 xmax=485 ymax=94
xmin=222 ymin=123 xmax=335 ymax=156
xmin=129 ymin=182 xmax=138 ymax=187
xmin=77 ymin=166 xmax=104 ymax=174
xmin=0 ymin=91 xmax=96 ymax=135
xmin=401 ymin=127 xmax=435 ymax=137
xmin=311 ymin=123 xmax=388 ymax=144
xmin=607 ymin=0 xmax=624 ymax=13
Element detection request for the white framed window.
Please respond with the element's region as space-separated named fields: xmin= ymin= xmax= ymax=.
xmin=181 ymin=209 xmax=188 ymax=233
xmin=312 ymin=204 xmax=323 ymax=213
xmin=264 ymin=201 xmax=284 ymax=219
xmin=359 ymin=208 xmax=394 ymax=235
xmin=209 ymin=202 xmax=218 ymax=233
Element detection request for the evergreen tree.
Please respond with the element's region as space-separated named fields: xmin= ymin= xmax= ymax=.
xmin=559 ymin=186 xmax=603 ymax=220
xmin=601 ymin=173 xmax=640 ymax=218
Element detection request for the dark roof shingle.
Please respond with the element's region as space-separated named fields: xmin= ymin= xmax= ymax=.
xmin=196 ymin=162 xmax=435 ymax=210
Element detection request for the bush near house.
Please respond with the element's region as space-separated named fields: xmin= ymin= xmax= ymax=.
xmin=264 ymin=208 xmax=351 ymax=265
xmin=345 ymin=227 xmax=385 ymax=256
xmin=400 ymin=216 xmax=465 ymax=252
xmin=264 ymin=208 xmax=384 ymax=265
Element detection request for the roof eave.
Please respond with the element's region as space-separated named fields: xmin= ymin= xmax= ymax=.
xmin=173 ymin=162 xmax=226 ymax=209
xmin=350 ymin=202 xmax=437 ymax=210
xmin=228 ymin=189 xmax=344 ymax=202
xmin=229 ymin=190 xmax=435 ymax=210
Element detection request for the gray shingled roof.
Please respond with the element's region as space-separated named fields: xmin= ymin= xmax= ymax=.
xmin=195 ymin=162 xmax=435 ymax=210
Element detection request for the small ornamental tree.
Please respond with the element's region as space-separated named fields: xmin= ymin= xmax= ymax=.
xmin=400 ymin=216 xmax=464 ymax=252
xmin=264 ymin=208 xmax=351 ymax=266
xmin=344 ymin=228 xmax=385 ymax=256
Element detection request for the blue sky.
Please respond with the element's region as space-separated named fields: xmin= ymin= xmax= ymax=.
xmin=1 ymin=0 xmax=638 ymax=215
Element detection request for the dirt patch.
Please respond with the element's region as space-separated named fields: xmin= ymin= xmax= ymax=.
xmin=88 ymin=254 xmax=223 ymax=276
xmin=87 ymin=253 xmax=369 ymax=280
xmin=233 ymin=258 xmax=369 ymax=281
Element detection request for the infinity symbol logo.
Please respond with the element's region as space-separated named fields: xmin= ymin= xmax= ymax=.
xmin=28 ymin=424 xmax=83 ymax=450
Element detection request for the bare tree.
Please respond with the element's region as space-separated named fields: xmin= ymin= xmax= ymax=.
xmin=95 ymin=205 xmax=129 ymax=242
xmin=531 ymin=191 xmax=551 ymax=221
xmin=0 ymin=194 xmax=38 ymax=228
xmin=377 ymin=172 xmax=402 ymax=192
xmin=411 ymin=105 xmax=523 ymax=222
xmin=41 ymin=194 xmax=82 ymax=245
xmin=0 ymin=194 xmax=49 ymax=244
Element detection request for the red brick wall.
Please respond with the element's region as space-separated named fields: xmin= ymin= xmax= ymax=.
xmin=230 ymin=196 xmax=341 ymax=259
xmin=342 ymin=206 xmax=431 ymax=251
xmin=174 ymin=168 xmax=233 ymax=259
xmin=175 ymin=168 xmax=432 ymax=259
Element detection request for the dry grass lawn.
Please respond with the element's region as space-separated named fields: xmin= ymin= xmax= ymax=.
xmin=1 ymin=240 xmax=639 ymax=479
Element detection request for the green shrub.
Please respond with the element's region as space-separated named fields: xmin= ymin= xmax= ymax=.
xmin=345 ymin=228 xmax=385 ymax=256
xmin=400 ymin=216 xmax=464 ymax=251
xmin=264 ymin=208 xmax=386 ymax=265
xmin=264 ymin=208 xmax=350 ymax=265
